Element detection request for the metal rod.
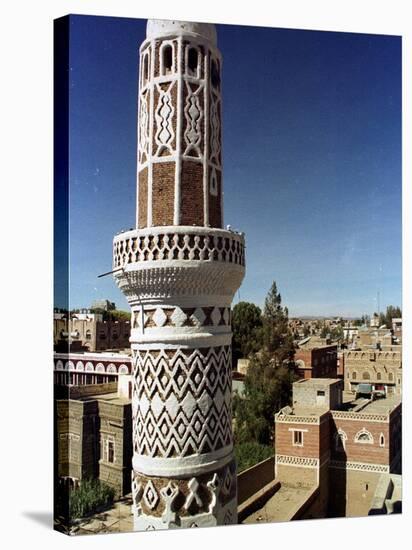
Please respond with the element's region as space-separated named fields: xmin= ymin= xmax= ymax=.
xmin=97 ymin=266 xmax=124 ymax=278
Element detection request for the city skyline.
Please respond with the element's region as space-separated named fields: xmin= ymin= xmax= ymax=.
xmin=55 ymin=15 xmax=402 ymax=318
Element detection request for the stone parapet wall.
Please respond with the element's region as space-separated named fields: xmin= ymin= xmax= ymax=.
xmin=237 ymin=456 xmax=275 ymax=505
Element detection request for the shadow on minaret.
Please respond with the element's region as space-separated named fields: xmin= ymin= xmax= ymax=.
xmin=327 ymin=417 xmax=347 ymax=518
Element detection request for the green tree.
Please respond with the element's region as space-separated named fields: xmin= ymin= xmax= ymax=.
xmin=262 ymin=281 xmax=295 ymax=364
xmin=232 ymin=302 xmax=263 ymax=365
xmin=233 ymin=351 xmax=297 ymax=446
xmin=320 ymin=324 xmax=329 ymax=338
xmin=330 ymin=324 xmax=344 ymax=341
xmin=234 ymin=441 xmax=274 ymax=473
xmin=233 ymin=281 xmax=297 ymax=448
xmin=379 ymin=306 xmax=402 ymax=328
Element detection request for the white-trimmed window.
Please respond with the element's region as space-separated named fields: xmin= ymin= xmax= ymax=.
xmin=186 ymin=46 xmax=200 ymax=78
xmin=142 ymin=51 xmax=150 ymax=84
xmin=160 ymin=43 xmax=174 ymax=75
xmin=335 ymin=429 xmax=347 ymax=451
xmin=102 ymin=436 xmax=116 ymax=463
xmin=291 ymin=429 xmax=304 ymax=447
xmin=379 ymin=433 xmax=385 ymax=447
xmin=354 ymin=428 xmax=374 ymax=445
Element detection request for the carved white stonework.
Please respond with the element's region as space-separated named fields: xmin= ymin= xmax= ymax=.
xmin=275 ymin=454 xmax=320 ymax=468
xmin=154 ymin=83 xmax=175 ymax=154
xmin=184 ymin=82 xmax=203 ymax=157
xmin=329 ymin=460 xmax=390 ymax=473
xmin=138 ymin=90 xmax=150 ymax=165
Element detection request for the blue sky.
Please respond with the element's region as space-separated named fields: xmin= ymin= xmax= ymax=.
xmin=57 ymin=15 xmax=402 ymax=317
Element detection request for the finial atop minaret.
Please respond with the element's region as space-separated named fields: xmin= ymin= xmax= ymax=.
xmin=146 ymin=19 xmax=217 ymax=44
xmin=137 ymin=19 xmax=223 ymax=229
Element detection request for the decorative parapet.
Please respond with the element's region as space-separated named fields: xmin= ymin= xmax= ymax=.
xmin=329 ymin=460 xmax=390 ymax=474
xmin=331 ymin=410 xmax=389 ymax=423
xmin=275 ymin=412 xmax=320 ymax=425
xmin=113 ymin=226 xmax=245 ymax=269
xmin=275 ymin=454 xmax=319 ymax=468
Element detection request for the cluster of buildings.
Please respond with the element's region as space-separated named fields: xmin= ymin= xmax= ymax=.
xmin=242 ymin=378 xmax=401 ymax=523
xmin=54 ymin=307 xmax=131 ymax=352
xmin=54 ymin=17 xmax=402 ymax=533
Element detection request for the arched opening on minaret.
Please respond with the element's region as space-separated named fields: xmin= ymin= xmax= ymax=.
xmin=162 ymin=44 xmax=173 ymax=75
xmin=210 ymin=59 xmax=220 ymax=88
xmin=188 ymin=47 xmax=199 ymax=75
xmin=142 ymin=52 xmax=149 ymax=84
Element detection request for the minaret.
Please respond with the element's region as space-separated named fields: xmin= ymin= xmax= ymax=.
xmin=113 ymin=19 xmax=245 ymax=530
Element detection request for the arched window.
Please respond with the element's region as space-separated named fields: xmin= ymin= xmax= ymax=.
xmin=210 ymin=59 xmax=220 ymax=88
xmin=388 ymin=372 xmax=394 ymax=381
xmin=355 ymin=429 xmax=374 ymax=444
xmin=352 ymin=371 xmax=357 ymax=380
xmin=377 ymin=372 xmax=381 ymax=380
xmin=335 ymin=429 xmax=347 ymax=451
xmin=143 ymin=52 xmax=149 ymax=83
xmin=187 ymin=47 xmax=199 ymax=75
xmin=362 ymin=371 xmax=370 ymax=380
xmin=161 ymin=44 xmax=173 ymax=75
xmin=379 ymin=434 xmax=385 ymax=447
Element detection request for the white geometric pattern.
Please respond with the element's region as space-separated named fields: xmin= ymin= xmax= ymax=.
xmin=154 ymin=83 xmax=175 ymax=155
xmin=113 ymin=228 xmax=245 ymax=268
xmin=133 ymin=346 xmax=232 ymax=458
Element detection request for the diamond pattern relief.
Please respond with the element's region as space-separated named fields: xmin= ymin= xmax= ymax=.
xmin=143 ymin=480 xmax=159 ymax=510
xmin=211 ymin=307 xmax=221 ymax=327
xmin=133 ymin=346 xmax=233 ymax=458
xmin=153 ymin=307 xmax=167 ymax=327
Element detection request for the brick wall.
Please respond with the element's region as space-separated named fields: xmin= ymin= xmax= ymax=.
xmin=276 ymin=415 xmax=329 ymax=459
xmin=152 ymin=162 xmax=175 ymax=226
xmin=180 ymin=160 xmax=204 ymax=225
xmin=237 ymin=456 xmax=275 ymax=505
xmin=138 ymin=168 xmax=148 ymax=228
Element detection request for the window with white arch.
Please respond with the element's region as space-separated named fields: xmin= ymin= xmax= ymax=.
xmin=379 ymin=433 xmax=385 ymax=447
xmin=335 ymin=429 xmax=347 ymax=451
xmin=354 ymin=428 xmax=374 ymax=444
xmin=186 ymin=45 xmax=200 ymax=78
xmin=160 ymin=42 xmax=174 ymax=75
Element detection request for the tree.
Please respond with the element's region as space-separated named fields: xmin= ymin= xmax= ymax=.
xmin=233 ymin=281 xmax=297 ymax=447
xmin=232 ymin=302 xmax=263 ymax=365
xmin=330 ymin=324 xmax=344 ymax=342
xmin=320 ymin=325 xmax=329 ymax=338
xmin=233 ymin=351 xmax=297 ymax=445
xmin=262 ymin=281 xmax=295 ymax=364
xmin=379 ymin=306 xmax=402 ymax=328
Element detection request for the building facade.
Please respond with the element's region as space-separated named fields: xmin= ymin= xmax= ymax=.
xmin=54 ymin=352 xmax=132 ymax=386
xmin=294 ymin=343 xmax=338 ymax=379
xmin=112 ymin=20 xmax=245 ymax=530
xmin=275 ymin=379 xmax=402 ymax=517
xmin=344 ymin=348 xmax=402 ymax=395
xmin=54 ymin=314 xmax=131 ymax=352
xmin=55 ymin=383 xmax=133 ymax=498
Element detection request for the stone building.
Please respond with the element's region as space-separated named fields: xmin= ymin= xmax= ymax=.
xmin=274 ymin=378 xmax=401 ymax=518
xmin=294 ymin=338 xmax=338 ymax=379
xmin=54 ymin=313 xmax=131 ymax=352
xmin=55 ymin=382 xmax=133 ymax=498
xmin=344 ymin=348 xmax=402 ymax=395
xmin=111 ymin=19 xmax=245 ymax=530
xmin=54 ymin=351 xmax=132 ymax=387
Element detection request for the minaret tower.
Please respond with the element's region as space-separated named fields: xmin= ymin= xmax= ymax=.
xmin=113 ymin=19 xmax=245 ymax=530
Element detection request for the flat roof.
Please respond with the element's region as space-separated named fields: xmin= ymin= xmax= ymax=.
xmin=358 ymin=394 xmax=401 ymax=414
xmin=294 ymin=378 xmax=341 ymax=386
